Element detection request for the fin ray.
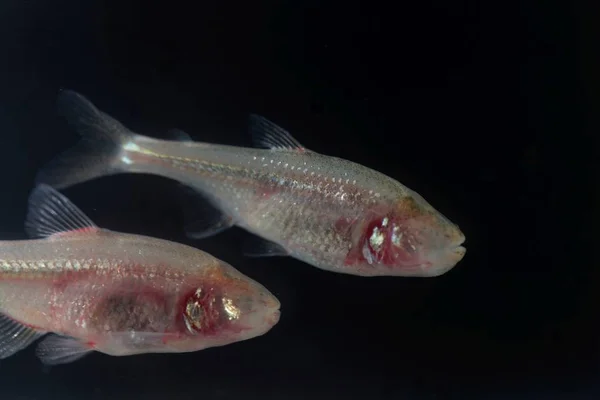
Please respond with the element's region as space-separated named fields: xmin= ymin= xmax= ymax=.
xmin=177 ymin=184 xmax=235 ymax=239
xmin=243 ymin=235 xmax=289 ymax=257
xmin=35 ymin=334 xmax=93 ymax=365
xmin=0 ymin=314 xmax=46 ymax=359
xmin=249 ymin=114 xmax=306 ymax=151
xmin=25 ymin=184 xmax=98 ymax=239
xmin=35 ymin=89 xmax=136 ymax=189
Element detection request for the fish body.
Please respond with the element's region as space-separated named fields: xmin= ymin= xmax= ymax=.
xmin=0 ymin=185 xmax=280 ymax=365
xmin=38 ymin=90 xmax=466 ymax=277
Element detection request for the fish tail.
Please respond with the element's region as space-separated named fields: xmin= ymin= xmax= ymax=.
xmin=35 ymin=89 xmax=140 ymax=189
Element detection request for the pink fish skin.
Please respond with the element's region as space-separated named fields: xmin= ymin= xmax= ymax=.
xmin=37 ymin=90 xmax=466 ymax=277
xmin=0 ymin=185 xmax=280 ymax=365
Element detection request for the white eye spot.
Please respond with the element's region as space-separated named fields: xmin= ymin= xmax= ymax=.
xmin=382 ymin=217 xmax=389 ymax=227
xmin=222 ymin=297 xmax=241 ymax=320
xmin=369 ymin=227 xmax=385 ymax=252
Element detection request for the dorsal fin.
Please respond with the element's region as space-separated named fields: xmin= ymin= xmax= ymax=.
xmin=249 ymin=114 xmax=307 ymax=151
xmin=165 ymin=128 xmax=194 ymax=142
xmin=25 ymin=184 xmax=99 ymax=239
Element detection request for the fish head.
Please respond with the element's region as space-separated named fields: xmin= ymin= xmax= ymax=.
xmin=348 ymin=191 xmax=465 ymax=277
xmin=172 ymin=263 xmax=281 ymax=351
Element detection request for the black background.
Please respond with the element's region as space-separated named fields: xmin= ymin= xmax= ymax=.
xmin=0 ymin=0 xmax=598 ymax=399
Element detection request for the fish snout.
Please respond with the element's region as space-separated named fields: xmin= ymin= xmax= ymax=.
xmin=424 ymin=225 xmax=466 ymax=276
xmin=265 ymin=308 xmax=281 ymax=325
xmin=261 ymin=292 xmax=281 ymax=325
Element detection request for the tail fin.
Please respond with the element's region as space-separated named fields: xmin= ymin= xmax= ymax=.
xmin=35 ymin=90 xmax=137 ymax=189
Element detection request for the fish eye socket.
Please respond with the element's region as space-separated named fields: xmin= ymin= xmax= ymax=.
xmin=366 ymin=216 xmax=391 ymax=253
xmin=368 ymin=226 xmax=385 ymax=252
xmin=183 ymin=288 xmax=209 ymax=334
xmin=184 ymin=299 xmax=205 ymax=334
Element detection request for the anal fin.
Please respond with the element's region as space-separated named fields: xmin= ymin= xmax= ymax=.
xmin=243 ymin=235 xmax=289 ymax=257
xmin=36 ymin=334 xmax=93 ymax=365
xmin=0 ymin=314 xmax=46 ymax=359
xmin=177 ymin=184 xmax=235 ymax=240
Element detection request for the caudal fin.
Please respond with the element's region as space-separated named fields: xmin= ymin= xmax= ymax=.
xmin=35 ymin=89 xmax=136 ymax=189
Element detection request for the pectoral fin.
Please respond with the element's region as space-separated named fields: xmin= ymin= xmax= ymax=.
xmin=177 ymin=184 xmax=235 ymax=239
xmin=0 ymin=314 xmax=46 ymax=359
xmin=243 ymin=235 xmax=289 ymax=257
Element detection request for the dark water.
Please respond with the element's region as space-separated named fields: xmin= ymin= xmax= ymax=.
xmin=0 ymin=0 xmax=597 ymax=398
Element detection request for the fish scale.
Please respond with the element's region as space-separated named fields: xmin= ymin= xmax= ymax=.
xmin=134 ymin=148 xmax=373 ymax=270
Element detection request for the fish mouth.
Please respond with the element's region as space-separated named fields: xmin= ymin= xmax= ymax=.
xmin=451 ymin=245 xmax=466 ymax=258
xmin=444 ymin=230 xmax=466 ymax=262
xmin=450 ymin=228 xmax=466 ymax=249
xmin=263 ymin=295 xmax=281 ymax=325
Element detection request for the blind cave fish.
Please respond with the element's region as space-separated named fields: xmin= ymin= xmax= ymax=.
xmin=36 ymin=90 xmax=466 ymax=277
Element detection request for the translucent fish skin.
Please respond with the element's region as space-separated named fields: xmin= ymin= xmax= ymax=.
xmin=38 ymin=90 xmax=466 ymax=277
xmin=126 ymin=139 xmax=465 ymax=276
xmin=0 ymin=230 xmax=280 ymax=357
